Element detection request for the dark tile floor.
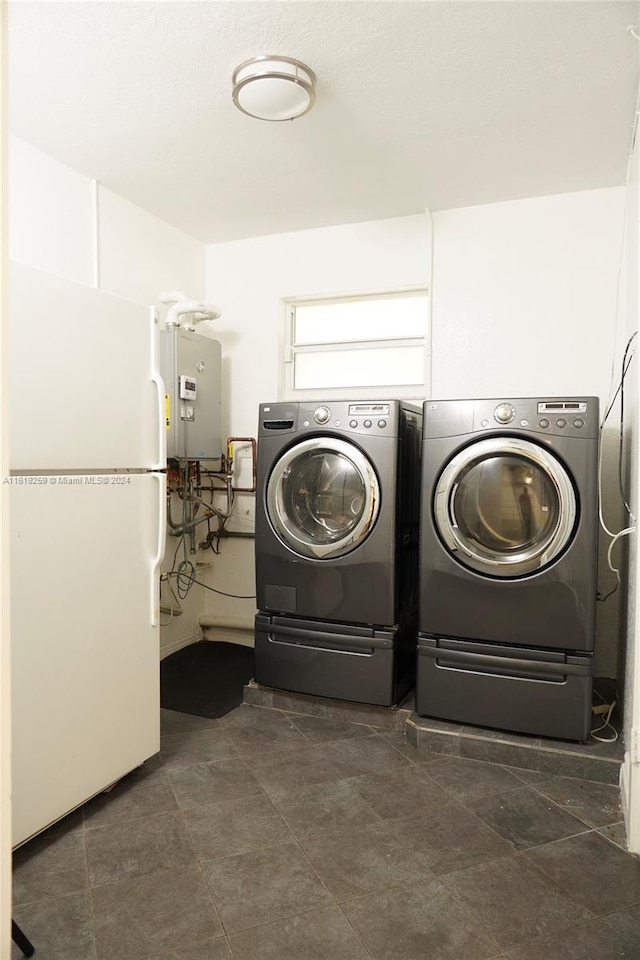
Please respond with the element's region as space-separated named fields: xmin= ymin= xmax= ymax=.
xmin=11 ymin=703 xmax=640 ymax=960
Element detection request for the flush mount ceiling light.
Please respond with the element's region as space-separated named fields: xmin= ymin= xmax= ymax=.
xmin=231 ymin=56 xmax=316 ymax=122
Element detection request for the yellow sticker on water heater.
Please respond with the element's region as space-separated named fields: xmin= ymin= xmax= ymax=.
xmin=165 ymin=394 xmax=171 ymax=430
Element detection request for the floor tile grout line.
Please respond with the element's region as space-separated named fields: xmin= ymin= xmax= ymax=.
xmin=374 ymin=730 xmax=418 ymax=760
xmin=504 ymin=823 xmax=594 ymax=855
xmin=173 ymin=797 xmax=204 ymax=867
xmin=593 ymin=823 xmax=637 ymax=855
xmin=518 ymin=824 xmax=614 ymax=856
xmin=265 ymin=779 xmax=388 ymax=843
xmin=206 ymin=845 xmax=348 ymax=938
xmin=225 ymin=932 xmax=239 ymax=960
xmin=84 ymin=806 xmax=189 ymax=840
xmin=13 ymin=884 xmax=96 ymax=911
xmin=443 ymin=780 xmax=533 ymax=807
xmin=489 ymin=916 xmax=610 ymax=959
xmin=332 ymin=902 xmax=377 ymax=959
xmin=287 ymin=833 xmax=345 ymax=911
xmin=509 ymin=843 xmax=611 ymax=921
xmin=437 ymin=856 xmax=600 ymax=955
xmin=198 ymin=837 xmax=302 ymax=871
xmin=286 ymin=714 xmax=380 ymax=744
xmin=258 ymin=782 xmax=311 ymax=845
xmin=507 ymin=762 xmax=621 ymax=788
xmin=290 ymin=839 xmax=383 ymax=960
xmin=599 ymin=900 xmax=640 ymax=925
xmin=383 ymin=794 xmax=524 ymax=866
xmin=81 ymin=814 xmax=100 ymax=960
xmin=526 ymin=778 xmax=624 ymax=832
xmin=278 ymin=826 xmax=411 ymax=959
xmin=195 ymin=854 xmax=233 ymax=943
xmin=335 ymin=871 xmax=503 ymax=958
xmin=227 ymin=901 xmax=376 ymax=957
xmin=456 ymin=780 xmax=606 ymax=840
xmin=83 ymin=766 xmax=179 ymax=832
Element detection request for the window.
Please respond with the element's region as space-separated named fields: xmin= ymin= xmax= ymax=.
xmin=280 ymin=289 xmax=429 ymax=400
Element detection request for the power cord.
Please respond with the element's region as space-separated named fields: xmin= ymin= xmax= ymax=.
xmin=597 ymin=331 xmax=638 ymax=596
xmin=591 ymin=687 xmax=619 ymax=743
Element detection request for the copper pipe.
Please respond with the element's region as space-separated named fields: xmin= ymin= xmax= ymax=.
xmin=227 ymin=436 xmax=257 ymax=492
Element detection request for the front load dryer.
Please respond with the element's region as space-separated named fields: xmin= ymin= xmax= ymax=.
xmin=254 ymin=399 xmax=422 ymax=706
xmin=417 ymin=397 xmax=599 ymax=741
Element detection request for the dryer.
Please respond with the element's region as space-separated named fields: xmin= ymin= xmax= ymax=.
xmin=417 ymin=397 xmax=599 ymax=741
xmin=254 ymin=399 xmax=422 ymax=706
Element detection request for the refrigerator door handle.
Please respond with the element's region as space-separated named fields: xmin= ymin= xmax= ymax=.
xmin=150 ymin=307 xmax=167 ymax=470
xmin=151 ymin=472 xmax=167 ymax=626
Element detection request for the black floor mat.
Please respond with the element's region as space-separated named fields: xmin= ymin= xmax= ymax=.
xmin=160 ymin=641 xmax=255 ymax=719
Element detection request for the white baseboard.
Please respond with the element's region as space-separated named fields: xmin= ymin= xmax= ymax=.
xmin=201 ymin=625 xmax=254 ymax=648
xmin=621 ymin=754 xmax=631 ymax=831
xmin=621 ymin=752 xmax=640 ymax=855
xmin=160 ymin=630 xmax=201 ymax=660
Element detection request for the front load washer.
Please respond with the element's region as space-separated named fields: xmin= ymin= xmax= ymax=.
xmin=417 ymin=397 xmax=599 ymax=741
xmin=254 ymin=399 xmax=422 ymax=706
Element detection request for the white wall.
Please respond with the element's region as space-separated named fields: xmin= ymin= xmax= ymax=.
xmin=430 ymin=189 xmax=623 ymax=403
xmin=8 ymin=136 xmax=208 ymax=657
xmin=1 ymin=7 xmax=11 ymax=956
xmin=9 ymin=138 xmax=95 ymax=286
xmin=620 ymin=103 xmax=640 ymax=852
xmin=97 ymin=187 xmax=205 ymax=309
xmin=204 ymin=215 xmax=431 ymax=634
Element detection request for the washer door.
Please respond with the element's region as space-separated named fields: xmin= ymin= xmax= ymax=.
xmin=266 ymin=437 xmax=380 ymax=559
xmin=433 ymin=436 xmax=577 ymax=578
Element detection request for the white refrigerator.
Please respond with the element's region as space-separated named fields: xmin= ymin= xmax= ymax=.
xmin=9 ymin=261 xmax=167 ymax=847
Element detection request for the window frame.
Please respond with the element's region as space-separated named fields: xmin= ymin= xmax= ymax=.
xmin=279 ymin=286 xmax=431 ymax=402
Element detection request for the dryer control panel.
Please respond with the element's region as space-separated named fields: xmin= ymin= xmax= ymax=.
xmin=481 ymin=398 xmax=598 ymax=439
xmin=535 ymin=400 xmax=589 ymax=434
xmin=424 ymin=397 xmax=599 ymax=439
xmin=301 ymin=401 xmax=397 ymax=436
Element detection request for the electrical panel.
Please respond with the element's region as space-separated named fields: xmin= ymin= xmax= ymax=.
xmin=160 ymin=327 xmax=222 ymax=460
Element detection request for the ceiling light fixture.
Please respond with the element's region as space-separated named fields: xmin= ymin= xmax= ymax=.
xmin=231 ymin=56 xmax=316 ymax=122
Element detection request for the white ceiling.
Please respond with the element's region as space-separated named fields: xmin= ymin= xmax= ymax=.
xmin=8 ymin=1 xmax=640 ymax=244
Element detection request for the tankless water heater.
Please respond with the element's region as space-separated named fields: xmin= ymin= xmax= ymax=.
xmin=160 ymin=327 xmax=222 ymax=461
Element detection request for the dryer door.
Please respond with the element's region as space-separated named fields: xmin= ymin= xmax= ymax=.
xmin=266 ymin=437 xmax=380 ymax=559
xmin=433 ymin=436 xmax=577 ymax=578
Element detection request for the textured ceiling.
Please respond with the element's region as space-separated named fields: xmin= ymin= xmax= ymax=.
xmin=8 ymin=1 xmax=640 ymax=243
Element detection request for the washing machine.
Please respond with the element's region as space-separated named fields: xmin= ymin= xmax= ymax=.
xmin=254 ymin=399 xmax=422 ymax=706
xmin=417 ymin=397 xmax=599 ymax=741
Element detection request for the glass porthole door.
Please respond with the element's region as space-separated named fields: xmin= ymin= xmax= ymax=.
xmin=266 ymin=437 xmax=380 ymax=559
xmin=433 ymin=437 xmax=577 ymax=578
